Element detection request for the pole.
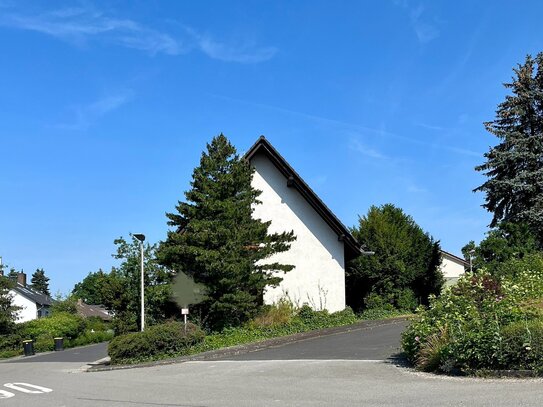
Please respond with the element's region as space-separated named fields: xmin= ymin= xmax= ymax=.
xmin=140 ymin=240 xmax=145 ymax=332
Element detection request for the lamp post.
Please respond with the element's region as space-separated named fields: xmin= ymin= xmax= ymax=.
xmin=133 ymin=233 xmax=146 ymax=332
xmin=469 ymin=249 xmax=475 ymax=273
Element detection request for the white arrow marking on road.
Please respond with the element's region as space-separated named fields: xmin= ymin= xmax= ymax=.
xmin=0 ymin=390 xmax=15 ymax=399
xmin=4 ymin=383 xmax=53 ymax=394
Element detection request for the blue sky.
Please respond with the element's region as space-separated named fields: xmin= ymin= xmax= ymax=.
xmin=1 ymin=1 xmax=542 ymax=295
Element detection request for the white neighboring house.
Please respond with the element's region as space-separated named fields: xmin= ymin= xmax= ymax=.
xmin=8 ymin=272 xmax=53 ymax=323
xmin=245 ymin=136 xmax=363 ymax=312
xmin=440 ymin=250 xmax=468 ymax=286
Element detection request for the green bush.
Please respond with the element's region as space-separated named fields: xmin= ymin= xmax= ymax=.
xmin=69 ymin=330 xmax=114 ymax=347
xmin=0 ymin=333 xmax=22 ymax=351
xmin=402 ymin=260 xmax=543 ymax=373
xmin=500 ymin=319 xmax=543 ymax=371
xmin=20 ymin=312 xmax=86 ymax=340
xmin=108 ymin=321 xmax=205 ymax=364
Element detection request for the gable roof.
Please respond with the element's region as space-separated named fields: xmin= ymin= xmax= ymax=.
xmin=11 ymin=284 xmax=53 ymax=306
xmin=76 ymin=300 xmax=113 ymax=321
xmin=244 ymin=136 xmax=362 ymax=257
xmin=441 ymin=250 xmax=469 ymax=267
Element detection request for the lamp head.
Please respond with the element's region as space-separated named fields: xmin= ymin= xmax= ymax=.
xmin=133 ymin=233 xmax=146 ymax=242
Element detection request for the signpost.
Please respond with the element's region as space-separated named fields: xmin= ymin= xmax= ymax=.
xmin=181 ymin=308 xmax=189 ymax=333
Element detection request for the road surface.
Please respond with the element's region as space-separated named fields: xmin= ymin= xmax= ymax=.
xmin=1 ymin=319 xmax=542 ymax=407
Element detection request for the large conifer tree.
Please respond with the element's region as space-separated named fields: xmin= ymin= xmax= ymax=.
xmin=157 ymin=134 xmax=295 ymax=330
xmin=475 ymin=52 xmax=543 ymax=243
xmin=31 ymin=268 xmax=50 ymax=296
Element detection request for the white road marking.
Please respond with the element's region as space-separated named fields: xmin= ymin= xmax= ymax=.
xmin=4 ymin=383 xmax=53 ymax=394
xmin=0 ymin=390 xmax=15 ymax=399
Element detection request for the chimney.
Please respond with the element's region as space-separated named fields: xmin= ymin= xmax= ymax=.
xmin=17 ymin=272 xmax=26 ymax=287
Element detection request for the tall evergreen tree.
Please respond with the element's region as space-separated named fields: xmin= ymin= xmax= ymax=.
xmin=31 ymin=268 xmax=50 ymax=295
xmin=157 ymin=134 xmax=295 ymax=330
xmin=475 ymin=53 xmax=543 ymax=243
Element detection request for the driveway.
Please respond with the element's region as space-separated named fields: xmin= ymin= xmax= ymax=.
xmin=221 ymin=318 xmax=408 ymax=361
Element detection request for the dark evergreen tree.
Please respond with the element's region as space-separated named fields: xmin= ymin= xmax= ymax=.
xmin=30 ymin=268 xmax=50 ymax=296
xmin=475 ymin=53 xmax=543 ymax=243
xmin=0 ymin=267 xmax=20 ymax=334
xmin=7 ymin=268 xmax=18 ymax=281
xmin=347 ymin=204 xmax=443 ymax=311
xmin=157 ymin=134 xmax=295 ymax=330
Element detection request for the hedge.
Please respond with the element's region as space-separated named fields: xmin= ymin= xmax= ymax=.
xmin=108 ymin=321 xmax=205 ymax=364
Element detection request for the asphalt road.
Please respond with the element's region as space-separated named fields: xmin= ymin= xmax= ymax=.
xmin=6 ymin=342 xmax=108 ymax=363
xmin=221 ymin=318 xmax=407 ymax=360
xmin=1 ymin=319 xmax=543 ymax=407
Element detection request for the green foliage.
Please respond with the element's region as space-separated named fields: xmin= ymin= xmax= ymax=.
xmin=402 ymin=255 xmax=543 ymax=373
xmin=51 ymin=295 xmax=78 ymax=314
xmin=30 ymin=268 xmax=50 ymax=296
xmin=21 ymin=312 xmax=86 ymax=340
xmin=157 ymin=134 xmax=296 ymax=331
xmin=108 ymin=321 xmax=205 ymax=364
xmin=72 ymin=236 xmax=178 ymax=333
xmin=500 ymin=320 xmax=543 ymax=371
xmin=475 ymin=52 xmax=543 ymax=243
xmin=347 ymin=204 xmax=443 ymax=311
xmin=462 ymin=222 xmax=540 ymax=275
xmin=0 ymin=275 xmax=20 ymax=335
xmin=0 ymin=313 xmax=114 ymax=358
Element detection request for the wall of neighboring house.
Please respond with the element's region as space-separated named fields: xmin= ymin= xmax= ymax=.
xmin=9 ymin=291 xmax=38 ymax=323
xmin=250 ymin=153 xmax=346 ymax=312
xmin=440 ymin=254 xmax=466 ymax=287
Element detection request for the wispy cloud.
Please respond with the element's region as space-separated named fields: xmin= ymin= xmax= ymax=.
xmin=57 ymin=90 xmax=133 ymax=130
xmin=0 ymin=5 xmax=277 ymax=63
xmin=395 ymin=1 xmax=439 ymax=43
xmin=210 ymin=93 xmax=480 ymax=158
xmin=415 ymin=122 xmax=447 ymax=131
xmin=348 ymin=139 xmax=386 ymax=159
xmin=186 ymin=28 xmax=278 ymax=63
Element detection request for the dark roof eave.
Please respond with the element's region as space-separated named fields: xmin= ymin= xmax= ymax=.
xmin=244 ymin=136 xmax=362 ymax=255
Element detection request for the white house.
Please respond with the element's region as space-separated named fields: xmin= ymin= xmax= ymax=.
xmin=245 ymin=136 xmax=363 ymax=312
xmin=440 ymin=250 xmax=468 ymax=286
xmin=8 ymin=272 xmax=53 ymax=323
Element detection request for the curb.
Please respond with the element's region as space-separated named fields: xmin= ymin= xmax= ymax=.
xmin=87 ymin=316 xmax=410 ymax=372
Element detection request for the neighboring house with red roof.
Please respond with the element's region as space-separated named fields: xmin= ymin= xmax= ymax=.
xmin=75 ymin=299 xmax=113 ymax=321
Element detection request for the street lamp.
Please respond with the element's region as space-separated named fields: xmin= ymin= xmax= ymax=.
xmin=469 ymin=249 xmax=475 ymax=273
xmin=133 ymin=233 xmax=146 ymax=332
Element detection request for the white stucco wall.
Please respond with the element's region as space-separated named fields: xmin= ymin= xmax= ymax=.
xmin=440 ymin=255 xmax=465 ymax=279
xmin=250 ymin=153 xmax=346 ymax=312
xmin=9 ymin=291 xmax=38 ymax=323
xmin=440 ymin=253 xmax=466 ymax=287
